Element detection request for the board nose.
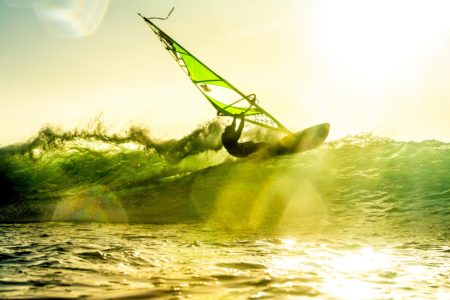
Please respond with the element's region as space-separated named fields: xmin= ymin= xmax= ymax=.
xmin=320 ymin=123 xmax=330 ymax=139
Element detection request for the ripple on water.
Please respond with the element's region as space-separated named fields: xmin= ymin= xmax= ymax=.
xmin=216 ymin=262 xmax=268 ymax=270
xmin=0 ymin=223 xmax=448 ymax=299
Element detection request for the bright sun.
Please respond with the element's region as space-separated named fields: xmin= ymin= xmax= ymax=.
xmin=298 ymin=0 xmax=450 ymax=140
xmin=312 ymin=0 xmax=450 ymax=87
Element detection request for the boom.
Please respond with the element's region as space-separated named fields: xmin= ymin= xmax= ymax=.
xmin=139 ymin=13 xmax=293 ymax=134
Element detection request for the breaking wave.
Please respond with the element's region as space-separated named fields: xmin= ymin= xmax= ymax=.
xmin=0 ymin=121 xmax=449 ymax=237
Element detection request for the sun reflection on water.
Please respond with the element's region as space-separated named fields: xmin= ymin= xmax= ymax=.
xmin=329 ymin=247 xmax=392 ymax=273
xmin=266 ymin=241 xmax=413 ymax=299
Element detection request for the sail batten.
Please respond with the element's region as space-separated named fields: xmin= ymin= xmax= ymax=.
xmin=140 ymin=14 xmax=292 ymax=134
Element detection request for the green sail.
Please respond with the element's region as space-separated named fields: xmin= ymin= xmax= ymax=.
xmin=139 ymin=14 xmax=292 ymax=134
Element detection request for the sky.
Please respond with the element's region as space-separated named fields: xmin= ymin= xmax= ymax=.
xmin=1 ymin=0 xmax=449 ymax=146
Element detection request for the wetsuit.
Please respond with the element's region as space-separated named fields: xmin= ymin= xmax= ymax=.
xmin=221 ymin=115 xmax=266 ymax=158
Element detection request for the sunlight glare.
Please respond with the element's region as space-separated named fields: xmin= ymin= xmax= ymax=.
xmin=321 ymin=248 xmax=395 ymax=299
xmin=323 ymin=278 xmax=376 ymax=300
xmin=281 ymin=238 xmax=296 ymax=249
xmin=271 ymin=256 xmax=302 ymax=274
xmin=312 ymin=0 xmax=450 ymax=87
xmin=329 ymin=247 xmax=392 ymax=273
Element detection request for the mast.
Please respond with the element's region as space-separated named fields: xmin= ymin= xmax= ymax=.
xmin=138 ymin=13 xmax=293 ymax=135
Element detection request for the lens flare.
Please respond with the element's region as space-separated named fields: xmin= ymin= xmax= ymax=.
xmin=200 ymin=160 xmax=329 ymax=231
xmin=52 ymin=185 xmax=127 ymax=223
xmin=33 ymin=0 xmax=109 ymax=38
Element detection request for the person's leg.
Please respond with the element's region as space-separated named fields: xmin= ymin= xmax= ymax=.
xmin=239 ymin=141 xmax=267 ymax=157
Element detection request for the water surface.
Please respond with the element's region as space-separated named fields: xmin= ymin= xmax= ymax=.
xmin=1 ymin=223 xmax=448 ymax=299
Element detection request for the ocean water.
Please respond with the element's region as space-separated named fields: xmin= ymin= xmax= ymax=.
xmin=0 ymin=223 xmax=448 ymax=299
xmin=0 ymin=123 xmax=449 ymax=299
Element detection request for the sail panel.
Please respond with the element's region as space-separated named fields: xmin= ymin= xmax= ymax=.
xmin=141 ymin=16 xmax=292 ymax=133
xmin=173 ymin=44 xmax=221 ymax=82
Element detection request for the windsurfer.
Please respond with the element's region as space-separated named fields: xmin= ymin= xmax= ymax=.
xmin=221 ymin=113 xmax=267 ymax=158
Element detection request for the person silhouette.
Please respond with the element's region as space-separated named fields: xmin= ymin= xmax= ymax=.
xmin=221 ymin=113 xmax=267 ymax=158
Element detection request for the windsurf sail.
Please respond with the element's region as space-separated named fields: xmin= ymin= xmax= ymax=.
xmin=139 ymin=13 xmax=293 ymax=134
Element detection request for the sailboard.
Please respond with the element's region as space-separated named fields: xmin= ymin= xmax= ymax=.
xmin=138 ymin=12 xmax=293 ymax=135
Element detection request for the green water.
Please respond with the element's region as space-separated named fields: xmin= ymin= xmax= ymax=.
xmin=0 ymin=123 xmax=449 ymax=298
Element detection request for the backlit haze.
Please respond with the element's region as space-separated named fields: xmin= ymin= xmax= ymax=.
xmin=1 ymin=0 xmax=449 ymax=146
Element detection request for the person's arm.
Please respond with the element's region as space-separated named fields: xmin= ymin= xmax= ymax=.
xmin=231 ymin=114 xmax=237 ymax=128
xmin=235 ymin=113 xmax=245 ymax=139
